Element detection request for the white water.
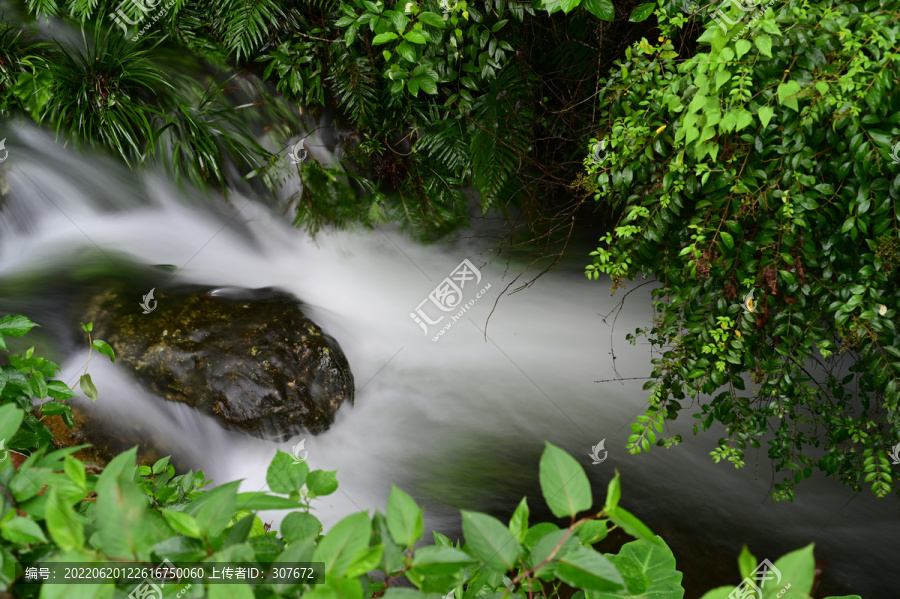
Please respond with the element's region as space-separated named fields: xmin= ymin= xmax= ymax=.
xmin=1 ymin=125 xmax=896 ymax=597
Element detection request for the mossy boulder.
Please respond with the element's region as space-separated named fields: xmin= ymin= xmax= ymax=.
xmin=81 ymin=285 xmax=354 ymax=441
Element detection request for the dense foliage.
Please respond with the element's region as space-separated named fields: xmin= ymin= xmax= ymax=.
xmin=1 ymin=0 xmax=652 ymax=238
xmin=585 ymin=0 xmax=900 ymax=500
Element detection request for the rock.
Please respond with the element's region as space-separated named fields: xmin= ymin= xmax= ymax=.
xmin=80 ymin=285 xmax=354 ymax=441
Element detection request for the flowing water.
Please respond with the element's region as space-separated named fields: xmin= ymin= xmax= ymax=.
xmin=0 ymin=124 xmax=897 ymax=598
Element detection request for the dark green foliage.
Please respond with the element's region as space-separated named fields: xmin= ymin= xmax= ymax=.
xmin=4 ymin=0 xmax=643 ymax=239
xmin=586 ymin=0 xmax=900 ymax=500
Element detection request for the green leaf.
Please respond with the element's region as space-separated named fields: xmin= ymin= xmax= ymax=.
xmin=236 ymin=493 xmax=306 ymax=511
xmin=509 ymin=497 xmax=529 ymax=543
xmin=410 ymin=545 xmax=475 ymax=576
xmin=758 ymin=106 xmax=775 ymax=128
xmin=373 ymin=32 xmax=399 ymax=44
xmin=581 ymin=0 xmax=614 ymax=19
xmin=45 ymin=487 xmax=84 ymax=551
xmin=461 ymin=510 xmax=522 ymax=573
xmin=720 ymin=231 xmax=735 ymax=249
xmin=540 ymin=442 xmax=592 ymax=519
xmin=281 ymin=511 xmax=322 ymax=544
xmin=267 ymin=450 xmax=308 ymax=494
xmin=628 ymin=2 xmax=655 ymax=22
xmin=387 ymin=485 xmax=424 ymax=547
xmin=345 ymin=544 xmax=384 ymax=578
xmin=1 ymin=516 xmax=48 ymax=544
xmin=404 ymin=30 xmax=429 ymax=44
xmin=599 ymin=539 xmax=684 ymax=598
xmin=0 ymin=314 xmax=38 ymax=338
xmin=771 ymin=544 xmax=816 ymax=598
xmin=95 ymin=476 xmax=161 ymax=560
xmin=189 ymin=480 xmax=241 ymax=538
xmin=418 ymin=11 xmax=446 ymax=27
xmin=605 ymin=470 xmax=621 ymax=512
xmin=313 ymin=512 xmax=372 ymax=576
xmin=738 ymin=545 xmax=757 ymax=580
xmin=777 ymin=81 xmax=802 ymax=111
xmin=607 ymin=506 xmax=662 ymax=546
xmin=555 ymin=545 xmax=625 ymax=592
xmin=79 ymin=374 xmax=98 ymax=402
xmin=162 ymin=509 xmax=202 ymax=539
xmin=307 ymin=470 xmax=339 ymax=497
xmin=735 ymin=39 xmax=752 ymax=59
xmin=64 ymin=454 xmax=86 ymax=490
xmin=91 ymin=340 xmax=115 ymax=363
xmin=416 ymin=76 xmax=438 ymax=95
xmin=755 ymin=34 xmax=772 ymax=57
xmin=0 ymin=404 xmax=25 ymax=449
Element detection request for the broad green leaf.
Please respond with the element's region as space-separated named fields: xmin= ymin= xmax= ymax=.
xmin=594 ymin=539 xmax=684 ymax=599
xmin=509 ymin=497 xmax=529 ymax=543
xmin=539 ymin=442 xmax=592 ymax=519
xmin=162 ymin=509 xmax=202 ymax=539
xmin=345 ymin=544 xmax=384 ymax=578
xmin=307 ymin=470 xmax=339 ymax=497
xmin=755 ymin=34 xmax=772 ymax=57
xmin=1 ymin=516 xmax=48 ymax=544
xmin=418 ymin=11 xmax=446 ymax=27
xmin=281 ymin=511 xmax=322 ymax=543
xmin=373 ymin=32 xmax=399 ymax=44
xmin=758 ymin=106 xmax=775 ymax=128
xmin=777 ymin=81 xmax=802 ymax=111
xmin=461 ymin=510 xmax=522 ymax=573
xmin=628 ymin=2 xmax=655 ymax=22
xmin=769 ymin=544 xmax=815 ymax=599
xmin=91 ymin=340 xmax=115 ymax=363
xmin=582 ymin=0 xmax=614 ymax=19
xmin=0 ymin=314 xmax=37 ymax=338
xmin=188 ymin=480 xmax=241 ymax=538
xmin=699 ymin=587 xmax=734 ymax=599
xmin=94 ymin=476 xmax=161 ymax=560
xmin=45 ymin=487 xmax=84 ymax=551
xmin=0 ymin=404 xmax=25 ymax=450
xmin=267 ymin=450 xmax=308 ymax=494
xmin=734 ymin=39 xmax=752 ymax=59
xmin=555 ymin=545 xmax=625 ymax=592
xmin=404 ymin=30 xmax=429 ymax=44
xmin=720 ymin=231 xmax=735 ymax=249
xmin=410 ymin=545 xmax=475 ymax=576
xmin=387 ymin=485 xmax=424 ymax=547
xmin=313 ymin=512 xmax=372 ymax=576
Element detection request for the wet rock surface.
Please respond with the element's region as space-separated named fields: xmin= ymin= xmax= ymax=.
xmin=81 ymin=285 xmax=354 ymax=441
